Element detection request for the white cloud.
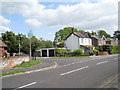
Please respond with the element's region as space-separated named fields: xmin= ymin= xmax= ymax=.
xmin=0 ymin=16 xmax=11 ymax=33
xmin=0 ymin=16 xmax=11 ymax=25
xmin=0 ymin=26 xmax=11 ymax=33
xmin=1 ymin=0 xmax=119 ymax=34
xmin=25 ymin=19 xmax=42 ymax=27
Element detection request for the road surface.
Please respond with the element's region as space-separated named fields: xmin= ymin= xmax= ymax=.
xmin=1 ymin=55 xmax=119 ymax=89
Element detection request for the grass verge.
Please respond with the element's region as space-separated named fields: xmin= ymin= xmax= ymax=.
xmin=14 ymin=59 xmax=42 ymax=68
xmin=0 ymin=70 xmax=26 ymax=76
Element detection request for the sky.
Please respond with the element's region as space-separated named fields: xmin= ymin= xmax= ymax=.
xmin=0 ymin=0 xmax=119 ymax=41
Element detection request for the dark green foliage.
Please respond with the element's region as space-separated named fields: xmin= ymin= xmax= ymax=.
xmin=98 ymin=30 xmax=111 ymax=38
xmin=72 ymin=49 xmax=83 ymax=56
xmin=1 ymin=31 xmax=53 ymax=56
xmin=113 ymin=30 xmax=120 ymax=40
xmin=98 ymin=45 xmax=113 ymax=54
xmin=54 ymin=27 xmax=81 ymax=48
xmin=1 ymin=31 xmax=19 ymax=55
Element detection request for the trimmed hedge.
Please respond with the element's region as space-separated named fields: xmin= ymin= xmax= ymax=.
xmin=55 ymin=48 xmax=83 ymax=57
xmin=72 ymin=49 xmax=83 ymax=56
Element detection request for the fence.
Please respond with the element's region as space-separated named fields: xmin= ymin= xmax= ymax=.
xmin=0 ymin=56 xmax=29 ymax=70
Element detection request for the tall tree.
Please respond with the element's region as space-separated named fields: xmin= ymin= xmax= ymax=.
xmin=98 ymin=30 xmax=111 ymax=38
xmin=1 ymin=31 xmax=19 ymax=55
xmin=54 ymin=27 xmax=78 ymax=43
xmin=27 ymin=29 xmax=33 ymax=57
xmin=54 ymin=27 xmax=79 ymax=47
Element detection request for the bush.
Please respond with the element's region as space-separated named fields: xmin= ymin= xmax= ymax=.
xmin=98 ymin=45 xmax=113 ymax=54
xmin=55 ymin=48 xmax=68 ymax=56
xmin=112 ymin=45 xmax=120 ymax=54
xmin=93 ymin=49 xmax=99 ymax=55
xmin=72 ymin=49 xmax=83 ymax=56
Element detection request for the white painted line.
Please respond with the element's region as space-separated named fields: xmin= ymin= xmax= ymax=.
xmin=14 ymin=82 xmax=36 ymax=90
xmin=60 ymin=66 xmax=88 ymax=76
xmin=96 ymin=61 xmax=108 ymax=65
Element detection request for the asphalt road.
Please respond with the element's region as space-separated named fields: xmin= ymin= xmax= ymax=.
xmin=1 ymin=55 xmax=119 ymax=89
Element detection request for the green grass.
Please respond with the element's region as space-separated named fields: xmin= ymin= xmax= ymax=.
xmin=0 ymin=70 xmax=26 ymax=76
xmin=14 ymin=59 xmax=42 ymax=68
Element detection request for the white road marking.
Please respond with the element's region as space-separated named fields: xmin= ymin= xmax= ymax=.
xmin=60 ymin=66 xmax=88 ymax=76
xmin=14 ymin=82 xmax=36 ymax=90
xmin=58 ymin=56 xmax=117 ymax=68
xmin=96 ymin=61 xmax=108 ymax=65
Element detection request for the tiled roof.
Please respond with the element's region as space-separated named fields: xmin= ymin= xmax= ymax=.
xmin=0 ymin=40 xmax=7 ymax=47
xmin=74 ymin=32 xmax=91 ymax=38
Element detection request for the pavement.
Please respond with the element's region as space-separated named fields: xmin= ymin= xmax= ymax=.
xmin=2 ymin=61 xmax=57 ymax=74
xmin=1 ymin=54 xmax=119 ymax=89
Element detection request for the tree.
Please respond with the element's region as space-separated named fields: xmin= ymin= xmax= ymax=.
xmin=113 ymin=30 xmax=120 ymax=40
xmin=54 ymin=27 xmax=78 ymax=43
xmin=98 ymin=30 xmax=111 ymax=38
xmin=54 ymin=27 xmax=79 ymax=47
xmin=91 ymin=31 xmax=97 ymax=35
xmin=28 ymin=30 xmax=33 ymax=57
xmin=1 ymin=31 xmax=19 ymax=55
xmin=79 ymin=30 xmax=85 ymax=33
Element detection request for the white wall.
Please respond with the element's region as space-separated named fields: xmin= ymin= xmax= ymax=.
xmin=79 ymin=38 xmax=92 ymax=45
xmin=65 ymin=34 xmax=79 ymax=51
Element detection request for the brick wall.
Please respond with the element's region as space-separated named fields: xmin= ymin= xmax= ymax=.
xmin=0 ymin=56 xmax=29 ymax=70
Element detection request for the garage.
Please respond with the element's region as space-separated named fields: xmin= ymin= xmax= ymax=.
xmin=36 ymin=48 xmax=55 ymax=57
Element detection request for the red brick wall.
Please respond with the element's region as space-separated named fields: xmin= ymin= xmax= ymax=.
xmin=0 ymin=56 xmax=29 ymax=70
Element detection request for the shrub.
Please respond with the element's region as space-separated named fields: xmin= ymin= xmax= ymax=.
xmin=93 ymin=49 xmax=99 ymax=55
xmin=72 ymin=49 xmax=83 ymax=56
xmin=98 ymin=45 xmax=113 ymax=54
xmin=55 ymin=48 xmax=68 ymax=56
xmin=112 ymin=45 xmax=120 ymax=54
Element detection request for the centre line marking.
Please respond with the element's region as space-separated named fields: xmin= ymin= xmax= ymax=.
xmin=60 ymin=66 xmax=88 ymax=76
xmin=14 ymin=82 xmax=37 ymax=90
xmin=96 ymin=61 xmax=108 ymax=65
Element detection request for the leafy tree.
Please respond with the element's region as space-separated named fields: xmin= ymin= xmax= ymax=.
xmin=28 ymin=29 xmax=33 ymax=57
xmin=54 ymin=27 xmax=80 ymax=47
xmin=98 ymin=30 xmax=111 ymax=38
xmin=91 ymin=31 xmax=97 ymax=35
xmin=54 ymin=27 xmax=78 ymax=43
xmin=1 ymin=31 xmax=19 ymax=55
xmin=113 ymin=30 xmax=120 ymax=40
xmin=79 ymin=30 xmax=85 ymax=33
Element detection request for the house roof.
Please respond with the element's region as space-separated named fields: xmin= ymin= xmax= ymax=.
xmin=91 ymin=35 xmax=107 ymax=40
xmin=65 ymin=32 xmax=91 ymax=40
xmin=74 ymin=32 xmax=91 ymax=38
xmin=0 ymin=40 xmax=7 ymax=47
xmin=106 ymin=38 xmax=118 ymax=41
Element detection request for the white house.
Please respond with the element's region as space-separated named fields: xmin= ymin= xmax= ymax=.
xmin=64 ymin=30 xmax=93 ymax=53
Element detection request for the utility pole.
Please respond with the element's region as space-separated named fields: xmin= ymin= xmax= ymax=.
xmin=19 ymin=35 xmax=20 ymax=56
xmin=18 ymin=34 xmax=22 ymax=56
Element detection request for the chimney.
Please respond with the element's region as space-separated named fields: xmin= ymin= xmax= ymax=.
xmin=72 ymin=26 xmax=74 ymax=33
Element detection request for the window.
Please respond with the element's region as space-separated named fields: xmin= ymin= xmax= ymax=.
xmin=89 ymin=39 xmax=91 ymax=44
xmin=81 ymin=38 xmax=84 ymax=43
